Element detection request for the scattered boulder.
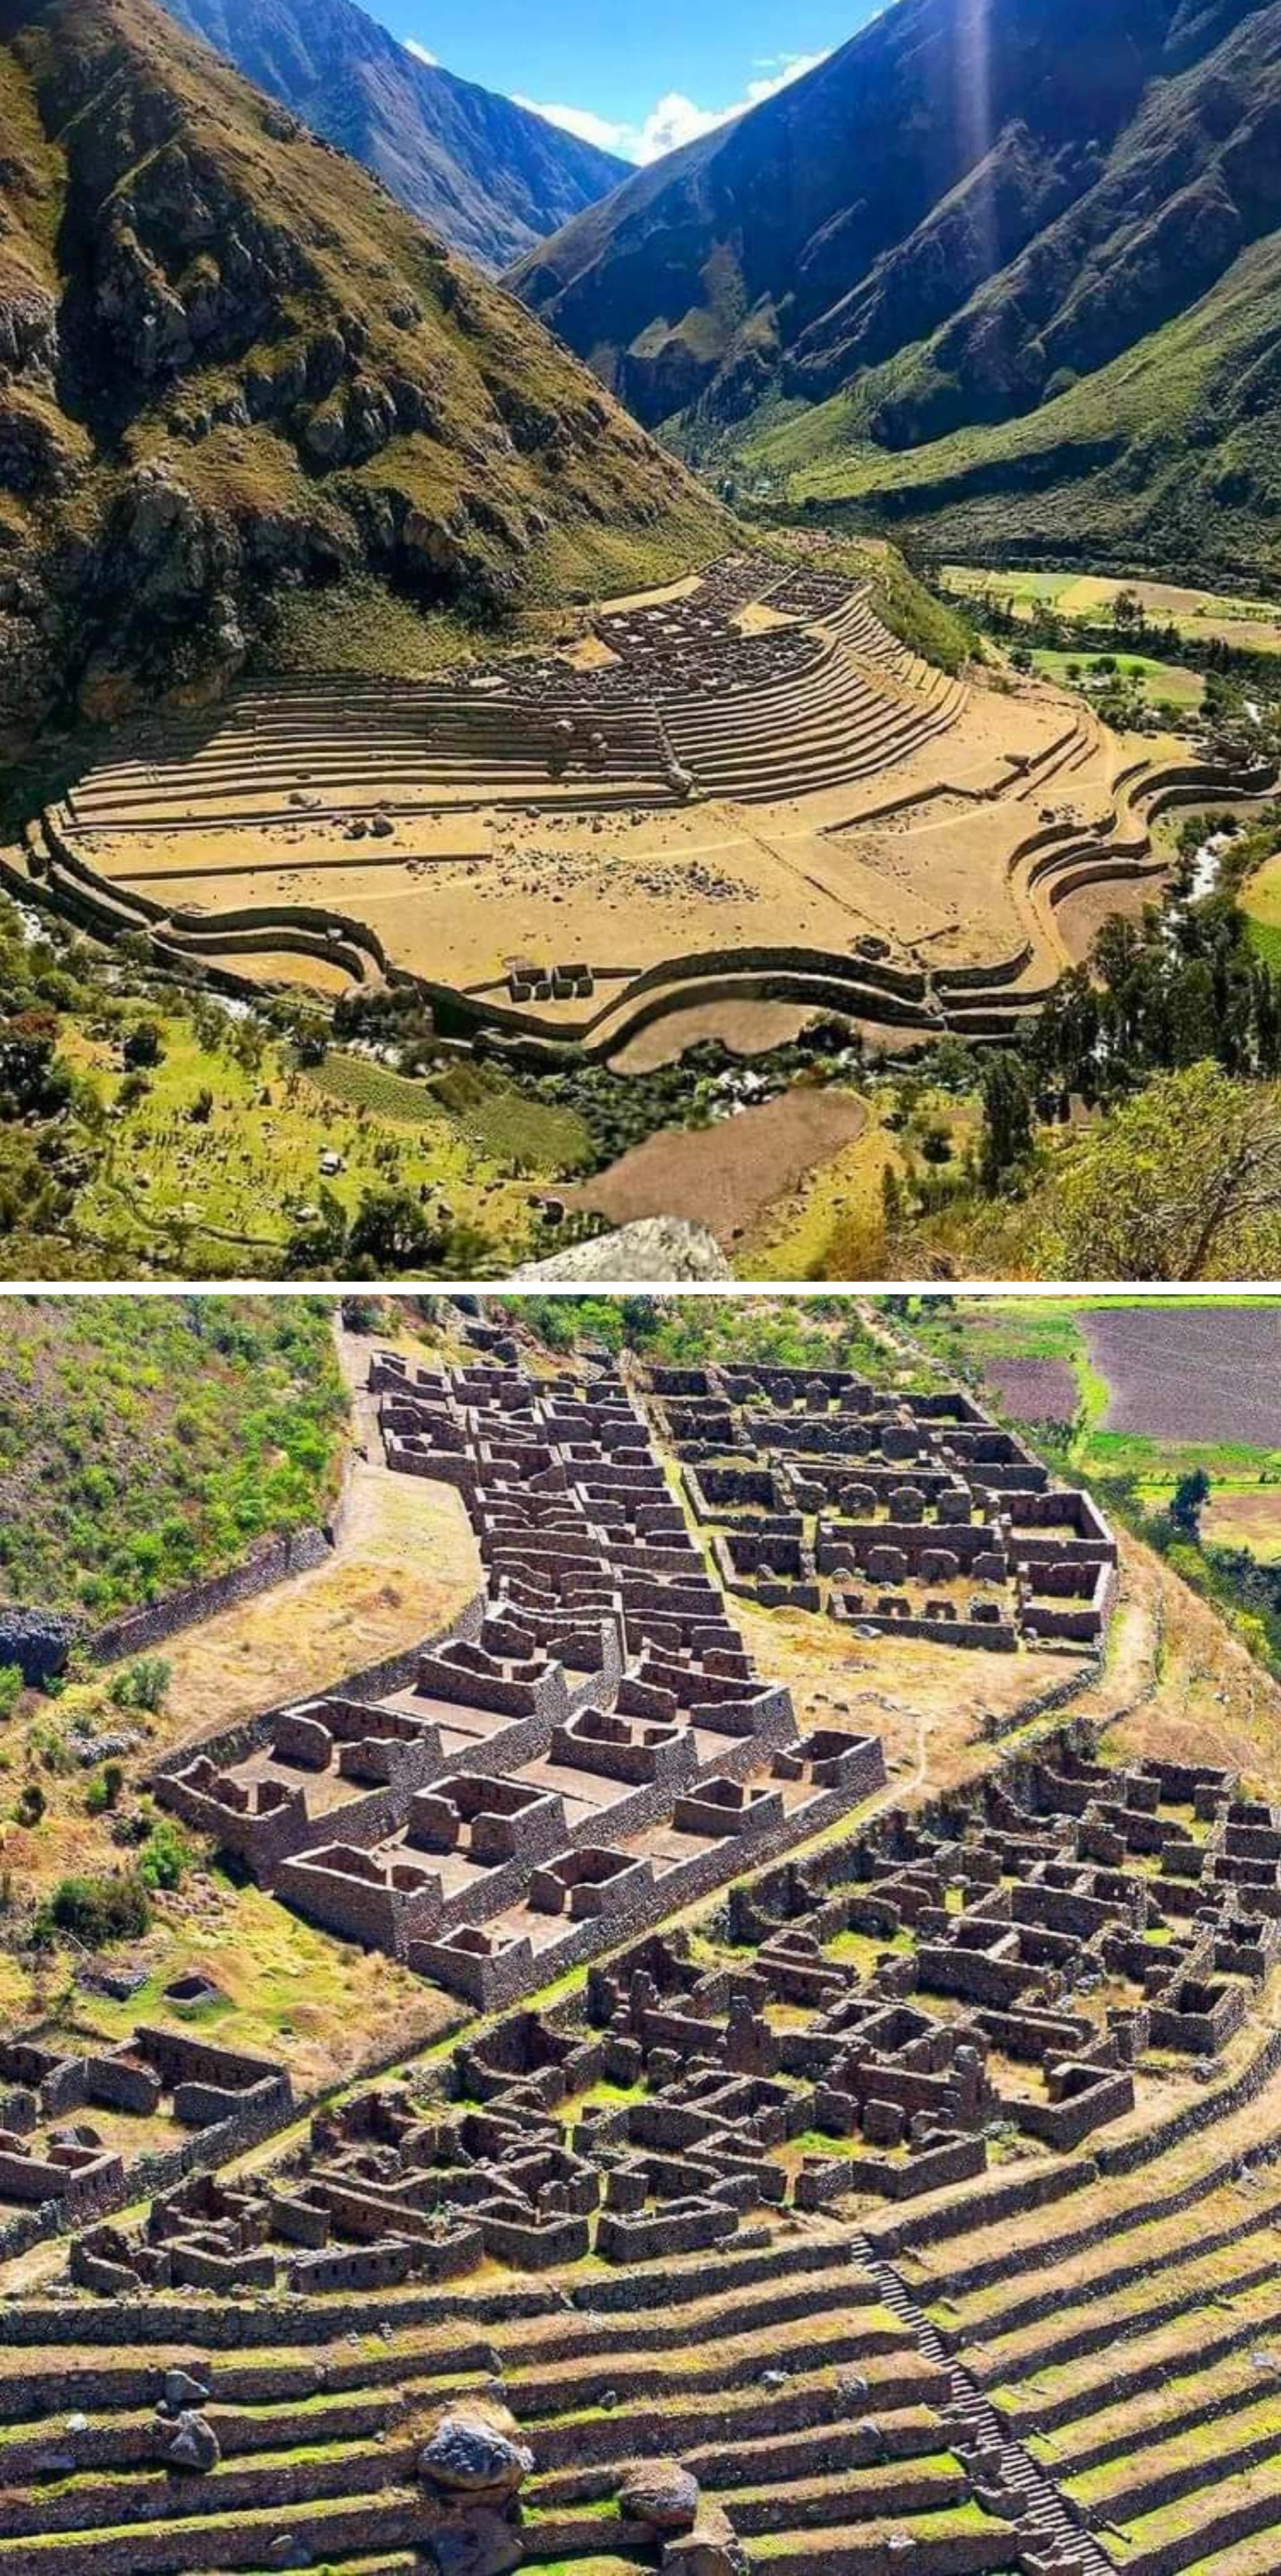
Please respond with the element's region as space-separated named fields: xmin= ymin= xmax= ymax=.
xmin=661 ymin=2500 xmax=747 ymax=2574
xmin=162 ymin=2368 xmax=210 ymax=2414
xmin=419 ymin=2413 xmax=532 ymax=2503
xmin=425 ymin=2511 xmax=524 ymax=2576
xmin=619 ymin=2460 xmax=700 ymax=2532
xmin=160 ymin=2409 xmax=221 ymax=2473
xmin=516 ymin=1218 xmax=732 ymax=1283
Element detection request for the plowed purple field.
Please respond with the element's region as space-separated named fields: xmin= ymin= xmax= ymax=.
xmin=983 ymin=1357 xmax=1078 ymax=1425
xmin=1083 ymin=1306 xmax=1281 ymax=1443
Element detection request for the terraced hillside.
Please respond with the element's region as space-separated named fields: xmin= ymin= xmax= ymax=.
xmin=12 ymin=547 xmax=1273 ymax=1061
xmin=0 ymin=0 xmax=726 ymax=753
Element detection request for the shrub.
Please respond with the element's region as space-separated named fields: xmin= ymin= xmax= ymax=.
xmin=85 ymin=1760 xmax=125 ymax=1816
xmin=107 ymin=1655 xmax=172 ymax=1714
xmin=15 ymin=1780 xmax=45 ymax=1827
xmin=35 ymin=1871 xmax=152 ymax=1948
xmin=121 ymin=1021 xmax=164 ymax=1069
xmin=137 ymin=1816 xmax=191 ymax=1891
xmin=0 ymin=1665 xmax=22 ymax=1721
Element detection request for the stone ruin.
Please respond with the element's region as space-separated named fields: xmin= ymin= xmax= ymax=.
xmin=154 ymin=1349 xmax=888 ymax=2013
xmin=0 ymin=2024 xmax=291 ymax=2239
xmin=78 ymin=1712 xmax=1270 ymax=2305
xmin=659 ymin=1361 xmax=1116 ymax=1651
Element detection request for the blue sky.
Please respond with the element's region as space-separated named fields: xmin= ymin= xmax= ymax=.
xmin=373 ymin=1 xmax=884 ymax=162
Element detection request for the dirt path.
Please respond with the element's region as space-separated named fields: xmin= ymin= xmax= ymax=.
xmin=156 ymin=1324 xmax=480 ymax=1743
xmin=567 ymin=1087 xmax=868 ymax=1246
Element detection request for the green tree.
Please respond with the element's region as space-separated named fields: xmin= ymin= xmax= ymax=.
xmin=1170 ymin=1468 xmax=1212 ymax=1539
xmin=1037 ymin=1065 xmax=1281 ymax=1279
xmin=121 ymin=1021 xmax=164 ymax=1070
xmin=979 ymin=1055 xmax=1035 ymax=1192
xmin=346 ymin=1186 xmax=442 ymax=1274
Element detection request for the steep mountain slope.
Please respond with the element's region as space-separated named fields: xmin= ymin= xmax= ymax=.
xmin=0 ymin=0 xmax=728 ymax=750
xmin=509 ymin=0 xmax=1281 ymax=575
xmin=161 ymin=0 xmax=628 ymax=274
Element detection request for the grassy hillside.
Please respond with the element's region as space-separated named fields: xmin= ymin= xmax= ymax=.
xmin=0 ymin=0 xmax=728 ymax=749
xmin=741 ymin=231 xmax=1281 ymax=581
xmin=513 ymin=0 xmax=1281 ymax=583
xmin=0 ymin=884 xmax=599 ymax=1280
xmin=0 ymin=1297 xmax=346 ymax=1617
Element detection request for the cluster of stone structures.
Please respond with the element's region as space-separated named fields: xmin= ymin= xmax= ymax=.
xmin=156 ymin=1351 xmax=888 ymax=2013
xmin=21 ymin=1344 xmax=1281 ymax=2576
xmin=70 ymin=1718 xmax=1271 ymax=2312
xmin=55 ymin=552 xmax=965 ymax=842
xmin=655 ymin=1363 xmax=1116 ymax=1651
xmin=0 ymin=2022 xmax=290 ymax=2241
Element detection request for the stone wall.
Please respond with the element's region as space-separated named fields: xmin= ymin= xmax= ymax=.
xmin=91 ymin=1525 xmax=332 ymax=1663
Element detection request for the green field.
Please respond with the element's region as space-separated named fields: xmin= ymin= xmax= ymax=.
xmin=1027 ymin=646 xmax=1204 ymax=712
xmin=1242 ymin=852 xmax=1281 ymax=971
xmin=941 ymin=566 xmax=1281 ymax=652
xmin=909 ymin=1296 xmax=1281 ymax=1487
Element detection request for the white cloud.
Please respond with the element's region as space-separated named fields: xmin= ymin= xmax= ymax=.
xmin=512 ymin=95 xmax=630 ymax=153
xmin=515 ymin=48 xmax=829 ymax=166
xmin=403 ymin=35 xmax=438 ymax=65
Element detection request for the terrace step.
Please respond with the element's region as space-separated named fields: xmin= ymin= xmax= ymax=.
xmin=737 ymin=2506 xmax=1019 ymax=2573
xmin=526 ymin=2407 xmax=949 ymax=2508
xmin=993 ymin=2280 xmax=1281 ymax=2438
xmin=969 ymin=2241 xmax=1281 ymax=2390
xmin=728 ymin=2459 xmax=970 ymax=2534
xmin=0 ymin=2487 xmax=425 ymax=2576
xmin=1032 ymin=2346 xmax=1281 ymax=2481
xmin=513 ymin=2360 xmax=945 ymax=2474
xmin=502 ymin=2304 xmax=912 ymax=2417
xmin=923 ymin=2174 xmax=1281 ymax=2350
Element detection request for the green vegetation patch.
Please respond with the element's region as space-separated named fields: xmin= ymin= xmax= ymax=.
xmin=0 ymin=1295 xmax=344 ymax=1616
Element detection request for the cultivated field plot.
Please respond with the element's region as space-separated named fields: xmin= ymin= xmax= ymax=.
xmin=1082 ymin=1305 xmax=1281 ymax=1446
xmin=942 ymin=565 xmax=1281 ymax=656
xmin=1202 ymin=1486 xmax=1281 ymax=1562
xmin=1029 ymin=647 xmax=1204 ymax=712
xmin=1242 ymin=851 xmax=1281 ymax=971
xmin=23 ymin=545 xmax=1214 ymax=1058
xmin=979 ymin=1354 xmax=1079 ymax=1425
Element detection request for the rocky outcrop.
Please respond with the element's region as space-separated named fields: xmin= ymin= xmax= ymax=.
xmin=417 ymin=2412 xmax=530 ymax=2576
xmin=619 ymin=2461 xmax=702 ymax=2531
xmin=515 ymin=1219 xmax=734 ymax=1282
xmin=419 ymin=2414 xmax=533 ymax=2505
xmin=661 ymin=2502 xmax=748 ymax=2575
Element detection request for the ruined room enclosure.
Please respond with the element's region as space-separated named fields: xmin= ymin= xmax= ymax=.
xmin=9 ymin=551 xmax=1274 ymax=1063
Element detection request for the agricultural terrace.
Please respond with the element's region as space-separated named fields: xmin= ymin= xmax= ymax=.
xmin=13 ymin=547 xmax=1270 ymax=1068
